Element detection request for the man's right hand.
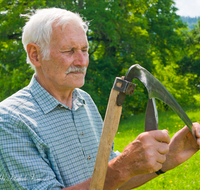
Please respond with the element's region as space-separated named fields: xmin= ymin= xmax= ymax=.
xmin=107 ymin=130 xmax=170 ymax=184
xmin=62 ymin=130 xmax=170 ymax=190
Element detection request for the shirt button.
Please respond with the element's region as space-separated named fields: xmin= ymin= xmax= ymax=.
xmin=60 ymin=105 xmax=64 ymax=108
xmin=88 ymin=156 xmax=91 ymax=160
xmin=81 ymin=132 xmax=83 ymax=135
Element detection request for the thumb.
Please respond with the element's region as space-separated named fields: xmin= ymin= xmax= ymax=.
xmin=174 ymin=126 xmax=193 ymax=141
xmin=151 ymin=129 xmax=170 ymax=144
xmin=179 ymin=126 xmax=191 ymax=136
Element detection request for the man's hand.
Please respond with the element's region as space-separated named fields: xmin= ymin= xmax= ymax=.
xmin=107 ymin=130 xmax=170 ymax=185
xmin=162 ymin=122 xmax=200 ymax=172
xmin=113 ymin=123 xmax=200 ymax=190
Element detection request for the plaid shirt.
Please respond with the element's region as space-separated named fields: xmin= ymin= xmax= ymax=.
xmin=0 ymin=75 xmax=118 ymax=189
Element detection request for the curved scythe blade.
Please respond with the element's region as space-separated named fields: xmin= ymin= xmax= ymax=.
xmin=124 ymin=64 xmax=193 ymax=134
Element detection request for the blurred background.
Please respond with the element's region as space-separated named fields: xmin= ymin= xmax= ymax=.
xmin=0 ymin=0 xmax=199 ymax=118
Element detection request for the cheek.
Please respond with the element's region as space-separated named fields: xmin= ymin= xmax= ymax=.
xmin=49 ymin=50 xmax=68 ymax=66
xmin=53 ymin=55 xmax=69 ymax=70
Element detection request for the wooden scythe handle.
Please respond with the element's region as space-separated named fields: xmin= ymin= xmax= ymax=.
xmin=89 ymin=79 xmax=122 ymax=190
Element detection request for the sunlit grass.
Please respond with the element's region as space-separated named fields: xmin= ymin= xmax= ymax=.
xmin=114 ymin=94 xmax=200 ymax=189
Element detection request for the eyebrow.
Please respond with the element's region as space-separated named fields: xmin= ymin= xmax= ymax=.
xmin=82 ymin=45 xmax=89 ymax=49
xmin=59 ymin=44 xmax=89 ymax=51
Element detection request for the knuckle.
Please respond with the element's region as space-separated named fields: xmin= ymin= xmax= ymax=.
xmin=147 ymin=159 xmax=159 ymax=173
xmin=148 ymin=160 xmax=155 ymax=168
xmin=165 ymin=144 xmax=169 ymax=152
xmin=162 ymin=131 xmax=169 ymax=140
xmin=155 ymin=164 xmax=162 ymax=172
xmin=162 ymin=154 xmax=167 ymax=162
xmin=162 ymin=143 xmax=169 ymax=154
xmin=159 ymin=154 xmax=166 ymax=163
xmin=137 ymin=132 xmax=149 ymax=141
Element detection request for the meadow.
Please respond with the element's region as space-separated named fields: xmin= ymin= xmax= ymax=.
xmin=114 ymin=94 xmax=200 ymax=189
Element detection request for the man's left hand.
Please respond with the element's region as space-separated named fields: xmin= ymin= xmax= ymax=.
xmin=162 ymin=122 xmax=200 ymax=171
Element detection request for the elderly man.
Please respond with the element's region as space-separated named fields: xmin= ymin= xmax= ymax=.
xmin=0 ymin=8 xmax=200 ymax=190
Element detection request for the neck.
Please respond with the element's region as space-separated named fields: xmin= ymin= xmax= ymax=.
xmin=34 ymin=74 xmax=74 ymax=109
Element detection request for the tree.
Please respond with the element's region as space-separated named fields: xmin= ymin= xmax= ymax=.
xmin=176 ymin=19 xmax=200 ymax=92
xmin=0 ymin=0 xmax=46 ymax=99
xmin=0 ymin=0 xmax=193 ymax=118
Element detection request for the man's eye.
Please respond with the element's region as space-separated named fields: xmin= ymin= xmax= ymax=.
xmin=62 ymin=50 xmax=73 ymax=53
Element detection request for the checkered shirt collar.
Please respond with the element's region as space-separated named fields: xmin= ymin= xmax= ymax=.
xmin=28 ymin=75 xmax=85 ymax=114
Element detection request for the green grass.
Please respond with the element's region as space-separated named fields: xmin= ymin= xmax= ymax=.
xmin=114 ymin=94 xmax=200 ymax=189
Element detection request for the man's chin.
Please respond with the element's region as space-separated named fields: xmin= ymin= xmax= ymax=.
xmin=70 ymin=81 xmax=85 ymax=89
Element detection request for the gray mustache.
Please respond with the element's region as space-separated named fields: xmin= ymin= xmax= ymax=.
xmin=65 ymin=66 xmax=87 ymax=74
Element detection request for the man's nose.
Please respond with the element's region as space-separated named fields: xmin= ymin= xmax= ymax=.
xmin=73 ymin=50 xmax=88 ymax=66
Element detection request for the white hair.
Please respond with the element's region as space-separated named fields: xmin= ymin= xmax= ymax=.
xmin=22 ymin=8 xmax=88 ymax=70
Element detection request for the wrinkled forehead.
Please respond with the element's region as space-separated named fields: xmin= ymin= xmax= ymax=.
xmin=50 ymin=22 xmax=88 ymax=46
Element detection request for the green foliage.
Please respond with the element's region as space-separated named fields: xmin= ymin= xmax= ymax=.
xmin=0 ymin=0 xmax=195 ymax=119
xmin=145 ymin=0 xmax=187 ymax=66
xmin=0 ymin=64 xmax=34 ymax=101
xmin=177 ymin=19 xmax=200 ymax=92
xmin=0 ymin=0 xmax=45 ymax=100
xmin=0 ymin=0 xmax=46 ymax=69
xmin=152 ymin=60 xmax=196 ymax=110
xmin=122 ymin=79 xmax=148 ymax=118
xmin=82 ymin=0 xmax=189 ymax=117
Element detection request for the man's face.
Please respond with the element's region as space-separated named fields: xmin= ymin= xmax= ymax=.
xmin=38 ymin=22 xmax=89 ymax=91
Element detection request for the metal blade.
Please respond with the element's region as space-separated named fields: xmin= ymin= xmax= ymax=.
xmin=145 ymin=98 xmax=158 ymax=131
xmin=125 ymin=64 xmax=193 ymax=133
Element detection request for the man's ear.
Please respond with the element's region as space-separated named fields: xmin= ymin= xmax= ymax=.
xmin=26 ymin=43 xmax=41 ymax=67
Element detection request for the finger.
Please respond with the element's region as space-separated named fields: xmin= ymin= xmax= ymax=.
xmin=192 ymin=122 xmax=200 ymax=138
xmin=146 ymin=156 xmax=163 ymax=173
xmin=175 ymin=125 xmax=191 ymax=139
xmin=197 ymin=137 xmax=200 ymax=147
xmin=151 ymin=130 xmax=170 ymax=144
xmin=157 ymin=142 xmax=169 ymax=155
xmin=180 ymin=125 xmax=191 ymax=135
xmin=156 ymin=153 xmax=166 ymax=164
xmin=154 ymin=162 xmax=163 ymax=172
xmin=193 ymin=122 xmax=200 ymax=146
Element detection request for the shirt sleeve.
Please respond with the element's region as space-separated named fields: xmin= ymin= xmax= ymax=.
xmin=0 ymin=113 xmax=65 ymax=190
xmin=109 ymin=142 xmax=121 ymax=162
